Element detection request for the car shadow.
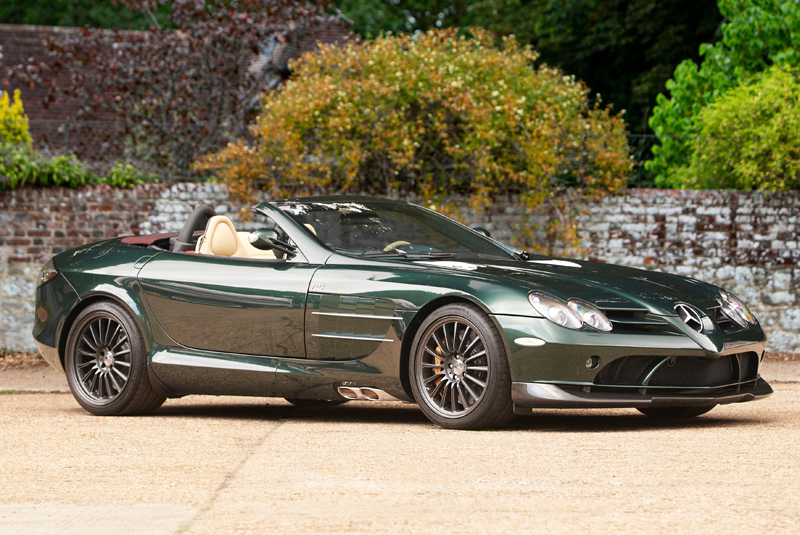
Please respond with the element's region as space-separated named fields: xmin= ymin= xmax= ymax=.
xmin=149 ymin=399 xmax=426 ymax=425
xmin=146 ymin=399 xmax=771 ymax=431
xmin=147 ymin=401 xmax=295 ymax=421
xmin=506 ymin=410 xmax=768 ymax=433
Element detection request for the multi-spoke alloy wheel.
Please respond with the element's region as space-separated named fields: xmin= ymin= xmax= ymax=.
xmin=410 ymin=303 xmax=513 ymax=430
xmin=417 ymin=318 xmax=489 ymax=417
xmin=65 ymin=301 xmax=166 ymax=416
xmin=74 ymin=315 xmax=132 ymax=403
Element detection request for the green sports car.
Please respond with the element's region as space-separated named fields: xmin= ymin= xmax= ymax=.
xmin=32 ymin=196 xmax=772 ymax=429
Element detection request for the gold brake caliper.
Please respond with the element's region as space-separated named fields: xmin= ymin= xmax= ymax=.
xmin=433 ymin=345 xmax=444 ymax=400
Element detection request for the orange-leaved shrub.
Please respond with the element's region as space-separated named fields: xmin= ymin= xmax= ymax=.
xmin=198 ymin=29 xmax=631 ymax=248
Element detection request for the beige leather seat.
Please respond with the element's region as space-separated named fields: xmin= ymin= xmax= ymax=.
xmin=237 ymin=232 xmax=276 ymax=259
xmin=198 ymin=216 xmax=250 ymax=258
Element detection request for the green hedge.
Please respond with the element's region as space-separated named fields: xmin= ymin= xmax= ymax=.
xmin=0 ymin=143 xmax=152 ymax=190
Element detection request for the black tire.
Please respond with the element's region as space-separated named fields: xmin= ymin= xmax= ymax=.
xmin=64 ymin=301 xmax=166 ymax=416
xmin=409 ymin=303 xmax=514 ymax=430
xmin=637 ymin=405 xmax=716 ymax=418
xmin=285 ymin=398 xmax=348 ymax=408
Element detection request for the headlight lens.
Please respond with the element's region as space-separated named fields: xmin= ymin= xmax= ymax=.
xmin=568 ymin=299 xmax=613 ymax=332
xmin=37 ymin=258 xmax=58 ymax=288
xmin=529 ymin=292 xmax=583 ymax=330
xmin=718 ymin=290 xmax=756 ymax=327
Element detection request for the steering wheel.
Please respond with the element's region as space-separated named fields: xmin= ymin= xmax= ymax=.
xmin=383 ymin=240 xmax=411 ymax=252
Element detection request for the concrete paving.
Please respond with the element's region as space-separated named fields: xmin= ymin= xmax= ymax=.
xmin=0 ymin=366 xmax=798 ymax=534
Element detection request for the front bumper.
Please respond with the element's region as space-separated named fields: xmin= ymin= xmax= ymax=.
xmin=493 ymin=315 xmax=768 ymax=385
xmin=511 ymin=377 xmax=773 ymax=414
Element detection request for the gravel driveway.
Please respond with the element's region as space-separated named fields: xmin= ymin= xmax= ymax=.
xmin=0 ymin=364 xmax=798 ymax=534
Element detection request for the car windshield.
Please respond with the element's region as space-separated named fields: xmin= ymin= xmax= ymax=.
xmin=274 ymin=199 xmax=516 ymax=259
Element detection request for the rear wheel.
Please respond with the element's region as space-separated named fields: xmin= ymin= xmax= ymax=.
xmin=409 ymin=303 xmax=513 ymax=430
xmin=637 ymin=405 xmax=716 ymax=418
xmin=64 ymin=301 xmax=165 ymax=416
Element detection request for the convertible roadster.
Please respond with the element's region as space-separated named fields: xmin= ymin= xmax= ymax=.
xmin=33 ymin=196 xmax=772 ymax=429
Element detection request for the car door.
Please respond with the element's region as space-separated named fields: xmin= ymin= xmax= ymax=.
xmin=138 ymin=252 xmax=317 ymax=358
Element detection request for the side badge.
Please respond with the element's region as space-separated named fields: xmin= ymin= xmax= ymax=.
xmin=310 ymin=283 xmax=325 ymax=292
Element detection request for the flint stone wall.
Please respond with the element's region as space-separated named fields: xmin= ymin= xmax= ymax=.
xmin=1 ymin=185 xmax=799 ymax=353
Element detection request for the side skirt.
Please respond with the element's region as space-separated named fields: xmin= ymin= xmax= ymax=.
xmin=148 ymin=347 xmax=412 ymax=402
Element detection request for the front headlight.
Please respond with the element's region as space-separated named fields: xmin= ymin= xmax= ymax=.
xmin=718 ymin=290 xmax=756 ymax=327
xmin=37 ymin=258 xmax=58 ymax=288
xmin=568 ymin=299 xmax=613 ymax=332
xmin=529 ymin=292 xmax=583 ymax=330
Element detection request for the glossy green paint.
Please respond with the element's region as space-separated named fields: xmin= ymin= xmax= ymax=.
xmin=32 ymin=272 xmax=80 ymax=372
xmin=148 ymin=348 xmax=280 ymax=397
xmin=32 ymin=197 xmax=768 ymax=405
xmin=494 ymin=315 xmax=766 ymax=384
xmin=304 ymin=292 xmax=400 ymax=360
xmin=138 ymin=253 xmax=316 ymax=357
xmin=44 ymin=241 xmax=161 ymax=353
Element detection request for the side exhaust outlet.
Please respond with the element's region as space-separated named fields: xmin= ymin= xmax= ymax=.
xmin=337 ymin=386 xmax=360 ymax=400
xmin=337 ymin=386 xmax=399 ymax=402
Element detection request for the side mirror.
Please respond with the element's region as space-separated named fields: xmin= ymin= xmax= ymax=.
xmin=248 ymin=228 xmax=297 ymax=258
xmin=473 ymin=227 xmax=491 ymax=238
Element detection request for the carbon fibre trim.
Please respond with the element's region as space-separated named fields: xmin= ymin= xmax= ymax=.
xmin=511 ymin=378 xmax=773 ymax=412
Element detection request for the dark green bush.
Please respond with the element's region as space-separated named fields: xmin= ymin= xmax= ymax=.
xmin=648 ymin=0 xmax=800 ymax=187
xmin=0 ymin=144 xmax=152 ymax=191
xmin=103 ymin=162 xmax=154 ymax=188
xmin=676 ymin=66 xmax=800 ymax=190
xmin=0 ymin=143 xmax=93 ymax=190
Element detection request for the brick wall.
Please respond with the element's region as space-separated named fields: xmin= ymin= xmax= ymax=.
xmin=1 ymin=184 xmax=799 ymax=353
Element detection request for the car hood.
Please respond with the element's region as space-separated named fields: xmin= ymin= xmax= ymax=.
xmin=413 ymin=256 xmax=722 ymax=316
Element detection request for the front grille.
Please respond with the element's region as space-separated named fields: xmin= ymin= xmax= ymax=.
xmin=708 ymin=306 xmax=744 ymax=334
xmin=648 ymin=356 xmax=733 ymax=387
xmin=594 ymin=356 xmax=662 ymax=385
xmin=594 ymin=352 xmax=759 ymax=388
xmin=599 ymin=308 xmax=678 ymax=334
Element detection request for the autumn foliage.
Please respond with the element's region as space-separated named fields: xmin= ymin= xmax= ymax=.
xmin=0 ymin=89 xmax=32 ymax=145
xmin=199 ymin=29 xmax=631 ymax=240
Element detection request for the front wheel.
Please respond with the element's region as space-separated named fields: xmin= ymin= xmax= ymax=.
xmin=637 ymin=405 xmax=716 ymax=418
xmin=409 ymin=303 xmax=513 ymax=430
xmin=64 ymin=301 xmax=166 ymax=416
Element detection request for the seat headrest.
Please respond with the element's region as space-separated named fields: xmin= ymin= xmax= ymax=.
xmin=203 ymin=216 xmax=240 ymax=257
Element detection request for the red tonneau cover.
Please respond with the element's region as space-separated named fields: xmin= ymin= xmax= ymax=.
xmin=120 ymin=232 xmax=179 ymax=245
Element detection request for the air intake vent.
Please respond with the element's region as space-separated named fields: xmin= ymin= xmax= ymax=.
xmin=594 ymin=352 xmax=759 ymax=388
xmin=708 ymin=306 xmax=744 ymax=334
xmin=599 ymin=308 xmax=677 ymax=334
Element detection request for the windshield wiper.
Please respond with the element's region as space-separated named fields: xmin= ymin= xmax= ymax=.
xmin=362 ymin=251 xmax=457 ymax=259
xmin=413 ymin=252 xmax=457 ymax=258
xmin=361 ymin=250 xmax=409 ymax=258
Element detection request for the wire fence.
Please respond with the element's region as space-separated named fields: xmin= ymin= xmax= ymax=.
xmin=15 ymin=118 xmax=672 ymax=186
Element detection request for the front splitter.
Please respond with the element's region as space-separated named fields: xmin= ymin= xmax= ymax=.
xmin=511 ymin=378 xmax=773 ymax=414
